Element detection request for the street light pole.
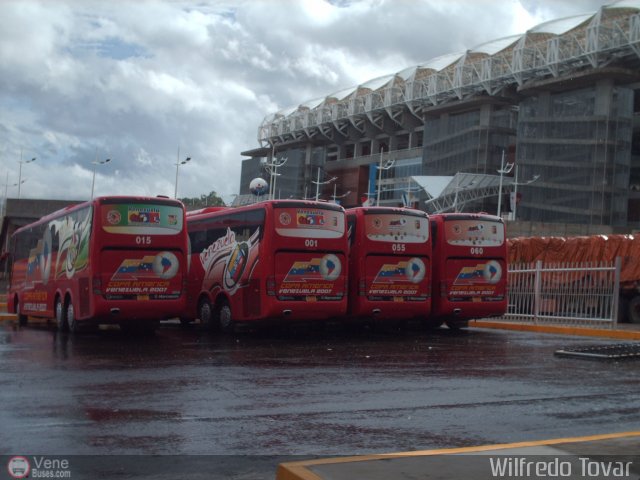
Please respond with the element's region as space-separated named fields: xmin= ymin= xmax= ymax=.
xmin=91 ymin=157 xmax=111 ymax=199
xmin=496 ymin=149 xmax=514 ymax=218
xmin=511 ymin=165 xmax=540 ymax=221
xmin=17 ymin=149 xmax=36 ymax=200
xmin=311 ymin=167 xmax=336 ymax=201
xmin=174 ymin=146 xmax=191 ymax=199
xmin=376 ymin=147 xmax=395 ymax=206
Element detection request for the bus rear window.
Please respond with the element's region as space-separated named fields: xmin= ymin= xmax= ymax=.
xmin=101 ymin=203 xmax=183 ymax=235
xmin=364 ymin=213 xmax=428 ymax=243
xmin=444 ymin=219 xmax=504 ymax=246
xmin=274 ymin=207 xmax=345 ymax=239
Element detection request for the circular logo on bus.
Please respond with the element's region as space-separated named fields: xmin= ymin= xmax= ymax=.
xmin=224 ymin=242 xmax=249 ymax=289
xmin=319 ymin=254 xmax=341 ymax=281
xmin=107 ymin=209 xmax=122 ymax=225
xmin=405 ymin=257 xmax=426 ymax=284
xmin=279 ymin=212 xmax=291 ymax=226
xmin=152 ymin=251 xmax=179 ymax=279
xmin=7 ymin=456 xmax=30 ymax=479
xmin=483 ymin=260 xmax=502 ymax=284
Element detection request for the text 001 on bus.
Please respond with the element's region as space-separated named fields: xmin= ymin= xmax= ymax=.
xmin=8 ymin=195 xmax=189 ymax=333
xmin=182 ymin=200 xmax=349 ymax=332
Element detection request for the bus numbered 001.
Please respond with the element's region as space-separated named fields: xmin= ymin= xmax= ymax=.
xmin=346 ymin=207 xmax=431 ymax=324
xmin=8 ymin=196 xmax=188 ymax=333
xmin=429 ymin=212 xmax=507 ymax=330
xmin=184 ymin=200 xmax=348 ymax=331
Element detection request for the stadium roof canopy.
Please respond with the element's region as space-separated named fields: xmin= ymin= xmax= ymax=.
xmin=257 ymin=0 xmax=640 ymax=148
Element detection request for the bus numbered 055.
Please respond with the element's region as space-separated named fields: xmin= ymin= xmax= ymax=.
xmin=8 ymin=196 xmax=188 ymax=332
xmin=429 ymin=212 xmax=507 ymax=330
xmin=346 ymin=207 xmax=431 ymax=324
xmin=184 ymin=200 xmax=348 ymax=331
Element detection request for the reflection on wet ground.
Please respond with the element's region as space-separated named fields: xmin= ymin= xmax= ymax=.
xmin=1 ymin=321 xmax=639 ymax=458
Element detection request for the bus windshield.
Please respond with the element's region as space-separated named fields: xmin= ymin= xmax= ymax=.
xmin=274 ymin=206 xmax=345 ymax=239
xmin=363 ymin=212 xmax=429 ymax=244
xmin=444 ymin=218 xmax=504 ymax=246
xmin=100 ymin=202 xmax=184 ymax=235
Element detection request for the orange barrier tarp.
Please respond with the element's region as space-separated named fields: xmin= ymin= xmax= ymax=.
xmin=507 ymin=235 xmax=640 ymax=288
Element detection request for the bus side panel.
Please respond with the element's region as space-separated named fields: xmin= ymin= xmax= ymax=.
xmin=198 ymin=227 xmax=262 ymax=321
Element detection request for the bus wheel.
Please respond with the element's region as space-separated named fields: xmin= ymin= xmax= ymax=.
xmin=67 ymin=301 xmax=79 ymax=333
xmin=55 ymin=298 xmax=68 ymax=332
xmin=218 ymin=301 xmax=234 ymax=333
xmin=15 ymin=299 xmax=28 ymax=326
xmin=198 ymin=299 xmax=214 ymax=330
xmin=628 ymin=296 xmax=640 ymax=324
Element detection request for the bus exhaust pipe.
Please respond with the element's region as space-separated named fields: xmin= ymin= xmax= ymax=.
xmin=372 ymin=308 xmax=381 ymax=316
xmin=282 ymin=309 xmax=292 ymax=316
xmin=453 ymin=308 xmax=462 ymax=316
xmin=110 ymin=308 xmax=121 ymax=315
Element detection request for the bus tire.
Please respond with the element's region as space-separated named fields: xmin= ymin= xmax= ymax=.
xmin=67 ymin=301 xmax=79 ymax=333
xmin=628 ymin=295 xmax=640 ymax=324
xmin=16 ymin=299 xmax=28 ymax=326
xmin=218 ymin=301 xmax=234 ymax=333
xmin=55 ymin=298 xmax=68 ymax=332
xmin=198 ymin=299 xmax=214 ymax=330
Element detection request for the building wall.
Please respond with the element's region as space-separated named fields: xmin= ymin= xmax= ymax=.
xmin=516 ymin=82 xmax=636 ymax=226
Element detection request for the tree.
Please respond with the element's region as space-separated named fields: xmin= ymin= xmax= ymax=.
xmin=179 ymin=190 xmax=226 ymax=210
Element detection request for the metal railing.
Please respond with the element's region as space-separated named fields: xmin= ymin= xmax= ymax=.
xmin=506 ymin=258 xmax=621 ymax=328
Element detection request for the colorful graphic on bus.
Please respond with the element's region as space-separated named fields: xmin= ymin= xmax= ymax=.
xmin=448 ymin=259 xmax=504 ymax=297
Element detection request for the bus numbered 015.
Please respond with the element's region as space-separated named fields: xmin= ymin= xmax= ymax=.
xmin=346 ymin=207 xmax=431 ymax=324
xmin=8 ymin=196 xmax=188 ymax=332
xmin=184 ymin=200 xmax=348 ymax=331
xmin=429 ymin=212 xmax=507 ymax=329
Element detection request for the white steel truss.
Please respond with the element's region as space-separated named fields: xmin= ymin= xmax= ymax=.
xmin=258 ymin=6 xmax=640 ymax=147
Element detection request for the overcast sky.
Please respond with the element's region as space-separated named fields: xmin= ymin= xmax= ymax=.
xmin=0 ymin=0 xmax=613 ymax=204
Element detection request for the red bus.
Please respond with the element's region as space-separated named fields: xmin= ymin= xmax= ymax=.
xmin=429 ymin=212 xmax=507 ymax=329
xmin=346 ymin=207 xmax=431 ymax=324
xmin=8 ymin=196 xmax=188 ymax=332
xmin=184 ymin=200 xmax=348 ymax=331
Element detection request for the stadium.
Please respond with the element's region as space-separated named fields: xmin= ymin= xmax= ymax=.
xmin=240 ymin=0 xmax=640 ymax=229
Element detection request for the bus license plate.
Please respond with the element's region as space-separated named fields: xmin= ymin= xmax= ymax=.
xmin=393 ymin=297 xmax=404 ymax=302
xmin=306 ymin=296 xmax=317 ymax=302
xmin=137 ymin=295 xmax=150 ymax=301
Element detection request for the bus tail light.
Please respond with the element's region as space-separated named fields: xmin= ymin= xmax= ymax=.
xmin=267 ymin=276 xmax=276 ymax=296
xmin=93 ymin=277 xmax=102 ymax=295
xmin=440 ymin=281 xmax=448 ymax=297
xmin=359 ymin=280 xmax=366 ymax=296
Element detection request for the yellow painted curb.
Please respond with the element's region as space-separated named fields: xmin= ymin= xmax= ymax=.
xmin=469 ymin=320 xmax=640 ymax=340
xmin=276 ymin=430 xmax=640 ymax=480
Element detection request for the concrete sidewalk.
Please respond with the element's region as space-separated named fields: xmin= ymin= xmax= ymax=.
xmin=277 ymin=431 xmax=640 ymax=480
xmin=469 ymin=318 xmax=640 ymax=340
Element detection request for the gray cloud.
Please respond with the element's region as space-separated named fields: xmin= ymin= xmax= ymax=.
xmin=0 ymin=0 xmax=613 ymax=202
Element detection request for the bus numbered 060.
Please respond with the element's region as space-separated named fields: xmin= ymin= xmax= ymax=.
xmin=429 ymin=212 xmax=507 ymax=329
xmin=8 ymin=196 xmax=188 ymax=332
xmin=346 ymin=207 xmax=431 ymax=324
xmin=184 ymin=200 xmax=348 ymax=331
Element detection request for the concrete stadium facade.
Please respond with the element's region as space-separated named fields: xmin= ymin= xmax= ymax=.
xmin=240 ymin=0 xmax=640 ymax=228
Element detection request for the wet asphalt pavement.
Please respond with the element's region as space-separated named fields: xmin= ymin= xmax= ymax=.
xmin=1 ymin=321 xmax=639 ymax=478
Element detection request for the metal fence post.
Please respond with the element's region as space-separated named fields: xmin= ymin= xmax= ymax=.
xmin=533 ymin=260 xmax=542 ymax=325
xmin=611 ymin=256 xmax=621 ymax=328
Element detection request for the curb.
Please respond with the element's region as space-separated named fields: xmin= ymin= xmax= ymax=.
xmin=469 ymin=320 xmax=640 ymax=340
xmin=276 ymin=431 xmax=640 ymax=480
